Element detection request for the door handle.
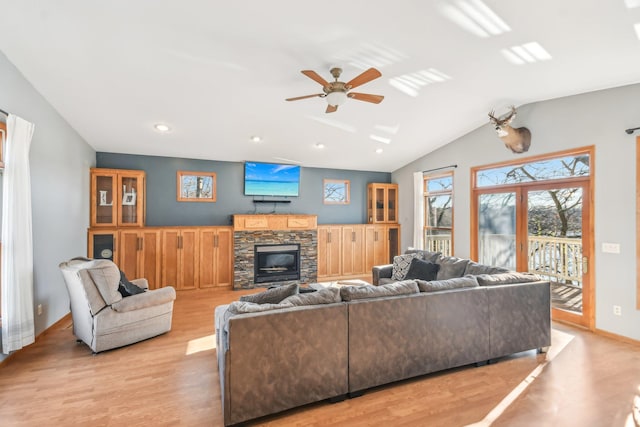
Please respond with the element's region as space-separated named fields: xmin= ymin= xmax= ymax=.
xmin=582 ymin=256 xmax=588 ymax=274
xmin=328 ymin=232 xmax=331 ymax=244
xmin=352 ymin=231 xmax=355 ymax=242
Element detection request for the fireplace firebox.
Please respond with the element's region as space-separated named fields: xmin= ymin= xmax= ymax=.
xmin=254 ymin=244 xmax=301 ymax=284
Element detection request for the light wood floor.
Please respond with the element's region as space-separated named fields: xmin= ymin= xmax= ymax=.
xmin=1 ymin=288 xmax=639 ymax=427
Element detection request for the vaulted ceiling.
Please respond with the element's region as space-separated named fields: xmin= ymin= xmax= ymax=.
xmin=1 ymin=1 xmax=640 ymax=172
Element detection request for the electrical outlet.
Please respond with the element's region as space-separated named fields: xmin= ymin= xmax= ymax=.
xmin=37 ymin=304 xmax=43 ymax=316
xmin=613 ymin=305 xmax=622 ymax=316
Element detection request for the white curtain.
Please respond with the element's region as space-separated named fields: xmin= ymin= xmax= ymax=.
xmin=412 ymin=171 xmax=424 ymax=250
xmin=2 ymin=115 xmax=35 ymax=354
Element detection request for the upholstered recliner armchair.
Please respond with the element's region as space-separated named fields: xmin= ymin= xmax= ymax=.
xmin=59 ymin=258 xmax=176 ymax=353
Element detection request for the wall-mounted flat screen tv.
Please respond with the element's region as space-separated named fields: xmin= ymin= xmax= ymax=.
xmin=244 ymin=161 xmax=301 ymax=197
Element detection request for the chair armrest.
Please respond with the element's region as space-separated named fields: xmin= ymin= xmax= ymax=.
xmin=111 ymin=286 xmax=176 ymax=312
xmin=130 ymin=278 xmax=149 ymax=290
xmin=372 ymin=264 xmax=393 ymax=286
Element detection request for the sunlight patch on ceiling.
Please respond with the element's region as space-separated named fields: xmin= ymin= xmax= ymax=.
xmin=334 ymin=42 xmax=407 ymax=70
xmin=370 ymin=134 xmax=392 ymax=144
xmin=305 ymin=115 xmax=357 ymax=133
xmin=439 ymin=0 xmax=511 ymax=38
xmin=625 ymin=0 xmax=640 ymax=8
xmin=374 ymin=124 xmax=400 ymax=135
xmin=635 ymin=23 xmax=640 ymax=40
xmin=389 ymin=69 xmax=452 ymax=97
xmin=501 ymin=42 xmax=552 ymax=65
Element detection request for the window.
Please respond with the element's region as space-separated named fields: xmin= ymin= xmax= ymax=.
xmin=424 ymin=172 xmax=453 ymax=256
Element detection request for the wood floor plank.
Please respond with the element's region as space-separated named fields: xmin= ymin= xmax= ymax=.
xmin=1 ymin=288 xmax=639 ymax=426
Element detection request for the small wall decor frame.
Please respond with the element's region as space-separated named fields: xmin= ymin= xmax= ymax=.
xmin=323 ymin=179 xmax=350 ymax=204
xmin=177 ymin=170 xmax=217 ymax=202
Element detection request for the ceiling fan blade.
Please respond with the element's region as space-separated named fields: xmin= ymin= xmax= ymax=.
xmin=301 ymin=70 xmax=330 ymax=87
xmin=285 ymin=93 xmax=324 ymax=101
xmin=348 ymin=92 xmax=384 ymax=104
xmin=345 ymin=68 xmax=382 ymax=89
xmin=326 ymin=104 xmax=338 ymax=113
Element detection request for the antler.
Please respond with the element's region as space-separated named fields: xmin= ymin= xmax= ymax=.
xmin=488 ymin=110 xmax=498 ymax=123
xmin=488 ymin=106 xmax=517 ymax=125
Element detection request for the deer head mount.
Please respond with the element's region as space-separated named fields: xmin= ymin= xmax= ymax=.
xmin=488 ymin=106 xmax=531 ymax=154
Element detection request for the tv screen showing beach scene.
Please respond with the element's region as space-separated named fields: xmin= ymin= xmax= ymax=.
xmin=244 ymin=162 xmax=301 ymax=197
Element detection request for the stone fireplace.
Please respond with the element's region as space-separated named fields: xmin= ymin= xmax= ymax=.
xmin=233 ymin=215 xmax=318 ymax=289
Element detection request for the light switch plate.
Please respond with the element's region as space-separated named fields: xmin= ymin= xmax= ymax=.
xmin=602 ymin=243 xmax=620 ymax=254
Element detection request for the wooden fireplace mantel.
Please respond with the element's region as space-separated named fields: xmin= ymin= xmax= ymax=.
xmin=233 ymin=214 xmax=318 ymax=231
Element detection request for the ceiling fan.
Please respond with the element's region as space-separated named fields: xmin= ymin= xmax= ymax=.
xmin=286 ymin=67 xmax=384 ymax=113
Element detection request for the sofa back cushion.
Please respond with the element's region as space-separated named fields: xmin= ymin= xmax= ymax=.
xmin=405 ymin=249 xmax=441 ymax=263
xmin=464 ymin=261 xmax=511 ymax=276
xmin=404 ymin=258 xmax=439 ymax=281
xmin=281 ymin=287 xmax=341 ymax=306
xmin=435 ymin=256 xmax=470 ymax=280
xmin=239 ymin=283 xmax=299 ymax=304
xmin=86 ymin=262 xmax=123 ymax=306
xmin=340 ymin=280 xmax=419 ymax=301
xmin=416 ymin=275 xmax=479 ymax=293
xmin=476 ymin=272 xmax=541 ymax=286
xmin=228 ymin=300 xmax=294 ymax=314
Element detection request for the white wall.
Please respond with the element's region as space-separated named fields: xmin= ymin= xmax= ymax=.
xmin=393 ymin=83 xmax=640 ymax=341
xmin=0 ymin=50 xmax=95 ymax=360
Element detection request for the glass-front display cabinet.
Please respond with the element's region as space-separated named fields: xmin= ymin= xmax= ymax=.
xmin=90 ymin=168 xmax=145 ymax=227
xmin=367 ymin=183 xmax=399 ymax=224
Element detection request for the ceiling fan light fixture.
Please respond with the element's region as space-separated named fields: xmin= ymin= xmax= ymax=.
xmin=326 ymin=91 xmax=348 ymax=106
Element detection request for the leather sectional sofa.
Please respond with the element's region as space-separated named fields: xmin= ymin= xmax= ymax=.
xmin=214 ymin=252 xmax=551 ymax=426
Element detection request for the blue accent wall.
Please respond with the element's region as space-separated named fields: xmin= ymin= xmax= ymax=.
xmin=96 ymin=153 xmax=391 ymax=226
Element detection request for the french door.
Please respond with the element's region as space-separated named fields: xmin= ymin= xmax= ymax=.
xmin=474 ymin=179 xmax=593 ymax=328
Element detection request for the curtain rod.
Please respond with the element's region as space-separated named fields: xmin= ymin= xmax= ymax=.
xmin=422 ymin=164 xmax=457 ymax=174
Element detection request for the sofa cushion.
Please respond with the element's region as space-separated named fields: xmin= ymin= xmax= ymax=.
xmin=239 ymin=283 xmax=299 ymax=304
xmin=340 ymin=280 xmax=419 ymax=301
xmin=228 ymin=300 xmax=294 ymax=314
xmin=416 ymin=275 xmax=479 ymax=293
xmin=476 ymin=272 xmax=541 ymax=286
xmin=464 ymin=261 xmax=511 ymax=276
xmin=281 ymin=287 xmax=341 ymax=306
xmin=436 ymin=256 xmax=470 ymax=280
xmin=391 ymin=253 xmax=422 ymax=280
xmin=87 ymin=263 xmax=123 ymax=305
xmin=404 ymin=258 xmax=440 ymax=281
xmin=378 ymin=277 xmax=396 ymax=285
xmin=406 ymin=249 xmax=442 ymax=263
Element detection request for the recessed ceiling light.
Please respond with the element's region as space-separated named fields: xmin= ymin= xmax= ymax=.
xmin=315 ymin=143 xmax=325 ymax=149
xmin=635 ymin=23 xmax=640 ymax=41
xmin=250 ymin=135 xmax=262 ymax=143
xmin=376 ymin=148 xmax=384 ymax=154
xmin=154 ymin=123 xmax=171 ymax=132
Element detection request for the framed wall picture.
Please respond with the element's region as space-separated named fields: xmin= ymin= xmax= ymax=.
xmin=323 ymin=179 xmax=350 ymax=204
xmin=177 ymin=171 xmax=217 ymax=202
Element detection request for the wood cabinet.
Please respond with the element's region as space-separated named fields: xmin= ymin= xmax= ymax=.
xmin=90 ymin=168 xmax=145 ymax=227
xmin=367 ymin=183 xmax=398 ymax=224
xmin=341 ymin=225 xmax=366 ymax=276
xmin=318 ymin=223 xmax=401 ymax=281
xmin=199 ymin=227 xmax=233 ymax=288
xmin=317 ymin=225 xmax=342 ymax=278
xmin=88 ymin=229 xmax=118 ymax=264
xmin=119 ymin=229 xmax=161 ymax=289
xmin=161 ymin=228 xmax=200 ymax=290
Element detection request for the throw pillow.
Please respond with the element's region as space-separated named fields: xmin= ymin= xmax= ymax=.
xmin=391 ymin=253 xmax=422 ymax=280
xmin=476 ymin=272 xmax=541 ymax=286
xmin=404 ymin=258 xmax=440 ymax=281
xmin=239 ymin=283 xmax=299 ymax=304
xmin=340 ymin=280 xmax=419 ymax=301
xmin=436 ymin=256 xmax=470 ymax=280
xmin=118 ymin=270 xmax=146 ymax=297
xmin=281 ymin=287 xmax=341 ymax=306
xmin=416 ymin=275 xmax=479 ymax=292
